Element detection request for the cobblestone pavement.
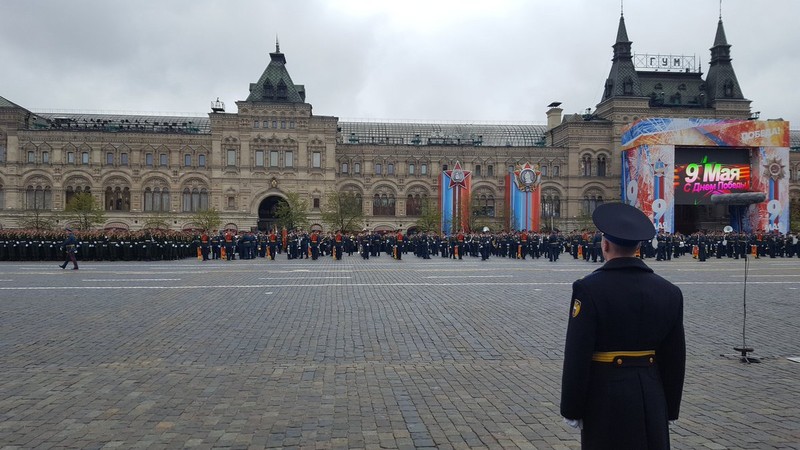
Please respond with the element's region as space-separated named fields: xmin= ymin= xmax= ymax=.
xmin=1 ymin=255 xmax=799 ymax=449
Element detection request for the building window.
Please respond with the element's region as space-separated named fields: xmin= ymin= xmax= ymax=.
xmin=227 ymin=196 xmax=236 ymax=210
xmin=253 ymin=120 xmax=260 ymax=128
xmin=263 ymin=121 xmax=269 ymax=128
xmin=421 ymin=164 xmax=427 ymax=175
xmin=160 ymin=153 xmax=168 ymax=167
xmin=487 ymin=165 xmax=494 ymax=177
xmin=372 ymin=193 xmax=396 ymax=216
xmin=541 ymin=166 xmax=548 ymax=177
xmin=285 ymin=151 xmax=293 ymax=168
xmin=270 ymin=150 xmax=278 ymax=167
xmin=597 ymin=156 xmax=607 ymax=177
xmin=408 ymin=163 xmax=415 ymax=175
xmin=0 ymin=143 xmax=5 ymax=162
xmin=313 ymin=198 xmax=320 ymax=209
xmin=281 ymin=121 xmax=286 ymax=129
xmin=255 ymin=150 xmax=264 ymax=167
xmin=67 ymin=152 xmax=75 ymax=164
xmin=312 ymin=152 xmax=321 ymax=168
xmin=406 ymin=194 xmax=424 ymax=216
xmin=82 ymin=152 xmax=89 ymax=165
xmin=542 ymin=190 xmax=561 ymax=218
xmin=27 ymin=151 xmax=35 ymax=163
xmin=182 ymin=187 xmax=209 ymax=212
xmin=106 ymin=152 xmax=114 ymax=165
xmin=582 ymin=193 xmax=604 ymax=216
xmin=289 ymin=121 xmax=295 ymax=129
xmin=227 ymin=149 xmax=236 ymax=166
xmin=581 ymin=155 xmax=592 ymax=177
xmin=272 ymin=120 xmax=277 ymax=128
xmin=120 ymin=153 xmax=129 ymax=166
xmin=442 ymin=164 xmax=448 ymax=171
xmin=198 ymin=154 xmax=206 ymax=167
xmin=473 ymin=194 xmax=495 ymax=217
xmin=342 ymin=162 xmax=349 ymax=173
xmin=25 ymin=186 xmax=52 ymax=210
xmin=184 ymin=154 xmax=192 ymax=167
xmin=387 ymin=163 xmax=394 ymax=175
xmin=105 ymin=186 xmax=131 ymax=211
xmin=42 ymin=151 xmax=49 ymax=164
xmin=552 ymin=165 xmax=559 ymax=177
xmin=354 ymin=162 xmax=361 ymax=174
xmin=145 ymin=153 xmax=153 ymax=167
xmin=374 ymin=163 xmax=382 ymax=175
xmin=475 ymin=165 xmax=481 ymax=176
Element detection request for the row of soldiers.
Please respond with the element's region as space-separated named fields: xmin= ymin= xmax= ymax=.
xmin=639 ymin=230 xmax=800 ymax=261
xmin=0 ymin=229 xmax=198 ymax=261
xmin=3 ymin=227 xmax=798 ymax=264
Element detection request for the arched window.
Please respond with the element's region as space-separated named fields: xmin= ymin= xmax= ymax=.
xmin=582 ymin=191 xmax=604 ymax=216
xmin=183 ymin=188 xmax=191 ymax=212
xmin=372 ymin=194 xmax=381 ymax=216
xmin=581 ymin=155 xmax=593 ymax=177
xmin=542 ymin=189 xmax=561 ymax=219
xmin=405 ymin=193 xmax=425 ymax=216
xmin=26 ymin=185 xmax=52 ymax=210
xmin=473 ymin=192 xmax=496 ymax=217
xmin=597 ymin=155 xmax=607 ymax=177
xmin=182 ymin=186 xmax=208 ymax=212
xmin=161 ymin=188 xmax=170 ymax=211
xmin=104 ymin=186 xmax=131 ymax=212
xmin=372 ymin=191 xmax=396 ymax=216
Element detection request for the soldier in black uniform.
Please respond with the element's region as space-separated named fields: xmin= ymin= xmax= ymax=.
xmin=561 ymin=203 xmax=685 ymax=450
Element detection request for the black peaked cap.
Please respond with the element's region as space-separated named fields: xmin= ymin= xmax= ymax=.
xmin=592 ymin=203 xmax=655 ymax=244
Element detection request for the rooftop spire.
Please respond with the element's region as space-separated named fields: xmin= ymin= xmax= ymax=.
xmin=276 ymin=35 xmax=280 ymax=53
xmin=602 ymin=11 xmax=642 ymax=101
xmin=615 ymin=12 xmax=630 ymax=43
xmin=705 ymin=13 xmax=745 ymax=102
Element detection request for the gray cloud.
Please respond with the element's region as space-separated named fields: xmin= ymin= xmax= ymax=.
xmin=1 ymin=0 xmax=796 ymax=126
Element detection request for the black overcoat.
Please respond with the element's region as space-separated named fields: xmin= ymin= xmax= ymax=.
xmin=561 ymin=257 xmax=685 ymax=450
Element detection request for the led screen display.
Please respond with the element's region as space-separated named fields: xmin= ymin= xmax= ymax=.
xmin=673 ymin=147 xmax=751 ymax=205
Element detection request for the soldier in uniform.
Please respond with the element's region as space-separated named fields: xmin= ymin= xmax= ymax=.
xmin=58 ymin=228 xmax=79 ymax=270
xmin=561 ymin=203 xmax=685 ymax=450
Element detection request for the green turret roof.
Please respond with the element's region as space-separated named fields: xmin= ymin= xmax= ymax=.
xmin=246 ymin=41 xmax=306 ymax=103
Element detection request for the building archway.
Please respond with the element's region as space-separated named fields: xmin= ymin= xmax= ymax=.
xmin=258 ymin=195 xmax=288 ymax=231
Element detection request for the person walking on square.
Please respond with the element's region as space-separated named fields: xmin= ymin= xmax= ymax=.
xmin=59 ymin=228 xmax=79 ymax=270
xmin=561 ymin=203 xmax=685 ymax=450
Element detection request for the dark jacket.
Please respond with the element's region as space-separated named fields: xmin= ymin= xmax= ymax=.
xmin=561 ymin=257 xmax=685 ymax=450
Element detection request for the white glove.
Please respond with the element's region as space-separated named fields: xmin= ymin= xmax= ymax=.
xmin=563 ymin=418 xmax=583 ymax=430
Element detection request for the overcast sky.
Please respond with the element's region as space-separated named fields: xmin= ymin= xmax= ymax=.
xmin=1 ymin=0 xmax=798 ymax=126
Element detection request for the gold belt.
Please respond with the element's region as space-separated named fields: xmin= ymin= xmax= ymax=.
xmin=592 ymin=350 xmax=655 ymax=364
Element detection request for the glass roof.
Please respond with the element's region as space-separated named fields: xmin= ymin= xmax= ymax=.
xmin=338 ymin=120 xmax=548 ymax=147
xmin=31 ymin=112 xmax=210 ymax=134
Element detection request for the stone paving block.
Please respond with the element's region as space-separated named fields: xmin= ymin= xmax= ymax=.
xmin=0 ymin=258 xmax=799 ymax=448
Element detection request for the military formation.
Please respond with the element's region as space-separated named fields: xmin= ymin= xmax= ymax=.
xmin=1 ymin=227 xmax=798 ymax=264
xmin=0 ymin=229 xmax=197 ymax=262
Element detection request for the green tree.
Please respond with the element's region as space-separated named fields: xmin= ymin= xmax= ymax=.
xmin=321 ymin=191 xmax=363 ymax=232
xmin=63 ymin=192 xmax=105 ymax=230
xmin=17 ymin=205 xmax=55 ymax=231
xmin=415 ymin=197 xmax=441 ymax=233
xmin=275 ymin=192 xmax=309 ymax=231
xmin=191 ymin=208 xmax=221 ymax=232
